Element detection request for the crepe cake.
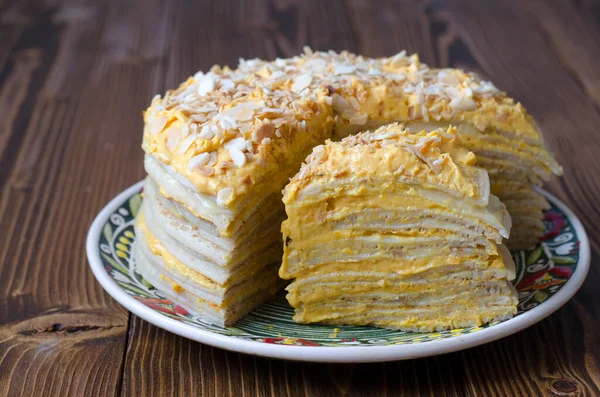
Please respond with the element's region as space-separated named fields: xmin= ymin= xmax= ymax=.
xmin=135 ymin=48 xmax=557 ymax=326
xmin=280 ymin=124 xmax=518 ymax=331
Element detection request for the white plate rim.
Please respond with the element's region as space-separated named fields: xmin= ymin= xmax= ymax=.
xmin=86 ymin=180 xmax=590 ymax=363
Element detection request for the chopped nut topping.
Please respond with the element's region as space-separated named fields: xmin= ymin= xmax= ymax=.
xmin=188 ymin=153 xmax=210 ymax=169
xmin=252 ymin=123 xmax=275 ymax=143
xmin=197 ymin=74 xmax=215 ymax=96
xmin=216 ymin=187 xmax=234 ymax=207
xmin=149 ymin=115 xmax=168 ymax=135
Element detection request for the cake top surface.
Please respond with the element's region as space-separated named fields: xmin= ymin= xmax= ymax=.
xmin=283 ymin=124 xmax=491 ymax=206
xmin=142 ymin=48 xmax=550 ymax=207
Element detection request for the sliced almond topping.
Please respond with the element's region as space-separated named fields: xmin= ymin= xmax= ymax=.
xmin=219 ymin=116 xmax=238 ymax=130
xmin=181 ymin=123 xmax=190 ymax=137
xmin=228 ymin=146 xmax=246 ymax=167
xmin=252 ymin=123 xmax=274 ymax=143
xmin=239 ymin=122 xmax=253 ymax=135
xmin=187 ymin=153 xmax=210 ymax=169
xmin=178 ymin=134 xmax=196 ymax=155
xmin=371 ymin=131 xmax=398 ymax=141
xmin=197 ymin=166 xmax=214 ymax=176
xmin=449 ymin=97 xmax=476 ymax=111
xmin=331 ymin=93 xmax=352 ymax=116
xmin=349 ymin=114 xmax=368 ymax=125
xmin=224 ymin=137 xmax=246 ymax=151
xmin=199 ymin=125 xmax=214 ymax=139
xmin=165 ymin=126 xmax=181 ymax=151
xmin=220 ymin=79 xmax=235 ymax=92
xmin=348 ymin=96 xmax=361 ymax=110
xmin=149 ymin=115 xmax=168 ymax=135
xmin=223 ymin=101 xmax=258 ymax=121
xmin=197 ymin=75 xmax=215 ymax=96
xmin=207 ymin=151 xmax=218 ymax=166
xmin=334 ymin=64 xmax=356 ymax=75
xmin=437 ymin=70 xmax=460 ymax=85
xmin=216 ymin=187 xmax=234 ymax=207
xmin=218 ymin=160 xmax=235 ymax=171
xmin=292 ymin=74 xmax=312 ymax=93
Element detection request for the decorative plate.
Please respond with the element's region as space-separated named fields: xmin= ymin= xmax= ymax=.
xmin=87 ymin=181 xmax=590 ymax=362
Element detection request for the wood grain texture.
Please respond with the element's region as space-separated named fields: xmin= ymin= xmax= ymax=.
xmin=1 ymin=0 xmax=599 ymax=396
xmin=0 ymin=0 xmax=171 ymax=395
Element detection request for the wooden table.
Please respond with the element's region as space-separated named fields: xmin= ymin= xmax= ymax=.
xmin=1 ymin=0 xmax=599 ymax=395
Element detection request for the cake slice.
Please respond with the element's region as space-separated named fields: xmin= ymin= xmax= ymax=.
xmin=280 ymin=124 xmax=518 ymax=331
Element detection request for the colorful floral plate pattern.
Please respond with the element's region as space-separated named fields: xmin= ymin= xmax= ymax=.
xmin=87 ymin=181 xmax=590 ymax=362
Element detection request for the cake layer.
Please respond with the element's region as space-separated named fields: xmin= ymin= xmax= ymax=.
xmin=287 ymin=275 xmax=516 ymax=305
xmin=134 ymin=242 xmax=283 ymax=327
xmin=136 ymin=211 xmax=281 ymax=298
xmin=135 ymin=225 xmax=282 ymax=307
xmin=313 ymin=305 xmax=518 ymax=332
xmin=145 ymin=155 xmax=284 ymax=237
xmin=144 ymin=178 xmax=282 ymax=271
xmin=281 ymin=243 xmax=515 ymax=280
xmin=285 ymin=192 xmax=509 ymax=240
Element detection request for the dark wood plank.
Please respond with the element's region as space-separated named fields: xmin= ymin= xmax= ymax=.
xmin=523 ymin=0 xmax=600 ymax=109
xmin=0 ymin=0 xmax=173 ymax=395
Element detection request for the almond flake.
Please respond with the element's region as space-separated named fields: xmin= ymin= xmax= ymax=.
xmin=187 ymin=153 xmax=210 ymax=169
xmin=207 ymin=151 xmax=218 ymax=166
xmin=216 ymin=187 xmax=234 ymax=207
xmin=261 ymin=137 xmax=272 ymax=145
xmin=197 ymin=166 xmax=215 ymax=176
xmin=228 ymin=146 xmax=246 ymax=166
xmin=449 ymin=97 xmax=476 ymax=111
xmin=371 ymin=131 xmax=398 ymax=141
xmin=165 ymin=126 xmax=181 ymax=151
xmin=257 ymin=82 xmax=271 ymax=93
xmin=334 ymin=64 xmax=356 ymax=75
xmin=220 ymin=79 xmax=235 ymax=91
xmin=181 ymin=123 xmax=190 ymax=137
xmin=438 ymin=70 xmax=460 ymax=85
xmin=178 ymin=134 xmax=196 ymax=154
xmin=239 ymin=122 xmax=253 ymax=135
xmin=292 ymin=74 xmax=312 ymax=93
xmin=223 ymin=102 xmax=259 ymax=121
xmin=219 ymin=116 xmax=238 ymax=130
xmin=331 ymin=93 xmax=352 ymax=116
xmin=348 ymin=96 xmax=361 ymax=110
xmin=349 ymin=114 xmax=368 ymax=125
xmin=149 ymin=115 xmax=168 ymax=135
xmin=224 ymin=137 xmax=246 ymax=151
xmin=197 ymin=75 xmax=215 ymax=96
xmin=199 ymin=125 xmax=214 ymax=139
